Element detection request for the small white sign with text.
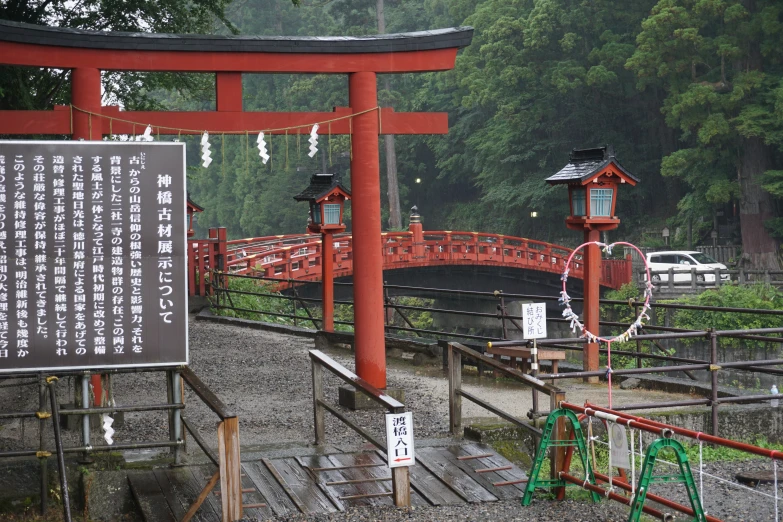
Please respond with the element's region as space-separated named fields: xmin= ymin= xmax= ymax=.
xmin=522 ymin=302 xmax=547 ymax=339
xmin=386 ymin=412 xmax=415 ymax=468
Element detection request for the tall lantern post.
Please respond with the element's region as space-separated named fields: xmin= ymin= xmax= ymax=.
xmin=294 ymin=173 xmax=351 ymax=332
xmin=546 ymin=146 xmax=639 ymax=381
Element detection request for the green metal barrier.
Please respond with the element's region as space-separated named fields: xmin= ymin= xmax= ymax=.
xmin=522 ymin=408 xmax=601 ymax=505
xmin=628 ymin=437 xmax=706 ymax=522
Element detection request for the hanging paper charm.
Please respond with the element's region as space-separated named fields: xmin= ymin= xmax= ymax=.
xmin=201 ymin=132 xmax=212 ymax=168
xmin=101 ymin=413 xmax=115 ymax=445
xmin=257 ymin=132 xmax=270 ymax=164
xmin=308 ymin=123 xmax=319 ymax=158
xmin=142 ymin=125 xmax=154 ymax=142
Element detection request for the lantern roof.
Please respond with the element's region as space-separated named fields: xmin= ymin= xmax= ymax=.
xmin=546 ymin=145 xmax=639 ymax=186
xmin=293 ymin=173 xmax=351 ymax=203
xmin=187 ymin=193 xmax=204 ymax=212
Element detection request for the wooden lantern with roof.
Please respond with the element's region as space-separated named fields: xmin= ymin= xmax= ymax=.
xmin=294 ymin=173 xmax=351 ymax=234
xmin=546 ymin=145 xmax=639 ymax=232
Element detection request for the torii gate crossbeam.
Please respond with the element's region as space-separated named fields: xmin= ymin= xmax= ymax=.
xmin=0 ymin=19 xmax=473 ymax=390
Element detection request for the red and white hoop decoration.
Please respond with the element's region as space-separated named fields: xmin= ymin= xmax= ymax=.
xmin=560 ymin=241 xmax=654 ymax=407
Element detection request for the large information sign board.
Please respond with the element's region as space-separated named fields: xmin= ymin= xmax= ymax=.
xmin=0 ymin=141 xmax=187 ymax=373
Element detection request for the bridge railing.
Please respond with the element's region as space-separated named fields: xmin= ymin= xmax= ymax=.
xmin=189 ymin=227 xmax=632 ymax=296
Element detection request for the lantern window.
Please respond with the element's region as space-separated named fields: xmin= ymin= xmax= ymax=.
xmin=572 ymin=189 xmax=586 ymax=217
xmin=590 ymin=188 xmax=613 ymax=217
xmin=323 ymin=204 xmax=341 ymax=225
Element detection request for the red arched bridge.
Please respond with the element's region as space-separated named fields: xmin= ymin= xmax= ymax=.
xmin=187 ymin=224 xmax=632 ymax=296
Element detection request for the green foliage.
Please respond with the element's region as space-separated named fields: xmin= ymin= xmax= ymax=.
xmin=663 ymin=284 xmax=783 ymax=346
xmin=627 ymin=0 xmax=783 ymax=261
xmin=5 ymin=0 xmax=783 ymax=259
xmin=213 ymin=277 xmax=434 ymax=334
xmin=213 ymin=277 xmax=310 ymax=325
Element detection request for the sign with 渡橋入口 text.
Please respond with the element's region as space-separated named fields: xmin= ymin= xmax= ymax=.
xmin=0 ymin=141 xmax=187 ymax=372
xmin=522 ymin=302 xmax=547 ymax=339
xmin=386 ymin=411 xmax=415 ymax=468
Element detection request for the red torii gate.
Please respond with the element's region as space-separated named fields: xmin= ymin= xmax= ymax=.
xmin=0 ymin=19 xmax=473 ymax=390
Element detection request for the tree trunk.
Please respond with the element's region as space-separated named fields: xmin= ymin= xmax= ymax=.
xmin=376 ymin=0 xmax=402 ymax=230
xmin=738 ymin=137 xmax=780 ymax=270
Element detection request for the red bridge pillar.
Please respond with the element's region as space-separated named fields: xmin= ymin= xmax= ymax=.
xmin=349 ymin=72 xmax=386 ymax=390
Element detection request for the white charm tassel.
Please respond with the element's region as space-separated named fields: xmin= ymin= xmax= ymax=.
xmin=308 ymin=123 xmax=319 ymax=158
xmin=257 ymin=132 xmax=270 ymax=164
xmin=200 ymin=132 xmax=212 ymax=168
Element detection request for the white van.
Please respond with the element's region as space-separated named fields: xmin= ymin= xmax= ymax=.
xmin=646 ymin=251 xmax=729 ymax=283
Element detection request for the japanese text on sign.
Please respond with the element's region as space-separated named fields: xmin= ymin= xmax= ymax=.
xmin=522 ymin=302 xmax=547 ymax=339
xmin=385 ymin=412 xmax=415 ymax=468
xmin=0 ymin=141 xmax=187 ymax=373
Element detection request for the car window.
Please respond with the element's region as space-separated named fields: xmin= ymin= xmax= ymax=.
xmin=648 ymin=255 xmax=660 ymax=263
xmin=677 ymin=255 xmax=695 ymax=265
xmin=658 ymin=255 xmax=677 ymax=264
xmin=690 ymin=252 xmax=718 ymax=264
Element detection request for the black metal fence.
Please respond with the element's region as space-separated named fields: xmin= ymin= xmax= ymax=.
xmin=207 ymin=269 xmax=783 ymax=436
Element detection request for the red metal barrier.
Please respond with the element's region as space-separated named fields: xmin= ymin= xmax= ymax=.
xmin=189 ymin=228 xmax=633 ymax=294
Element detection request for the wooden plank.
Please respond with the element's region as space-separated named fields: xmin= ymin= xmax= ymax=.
xmin=295 ymin=455 xmax=347 ymax=510
xmin=127 ymin=471 xmax=176 ymax=522
xmin=374 ymin=449 xmax=463 ymax=506
xmin=218 ymin=418 xmax=243 ymax=521
xmin=461 ymin=443 xmax=528 ymax=494
xmin=240 ymin=468 xmax=273 ymax=520
xmin=326 ymin=453 xmax=393 ymax=508
xmin=486 ymin=346 xmax=566 ymax=360
xmin=152 ymin=469 xmax=187 ymax=521
xmin=443 ymin=445 xmax=527 ymax=499
xmin=415 ymin=447 xmax=498 ymax=504
xmin=164 ymin=467 xmax=220 ymax=522
xmin=189 ymin=466 xmax=226 ymax=520
xmin=242 ymin=461 xmax=298 ymax=517
xmin=265 ymin=457 xmax=339 ymax=514
xmin=330 ymin=452 xmax=430 ymax=507
xmin=181 ymin=471 xmax=220 ymax=522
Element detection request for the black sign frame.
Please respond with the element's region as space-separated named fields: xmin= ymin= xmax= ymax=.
xmin=0 ymin=140 xmax=188 ymax=373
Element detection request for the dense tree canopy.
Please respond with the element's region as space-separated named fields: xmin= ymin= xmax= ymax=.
xmin=1 ymin=0 xmax=782 ymax=267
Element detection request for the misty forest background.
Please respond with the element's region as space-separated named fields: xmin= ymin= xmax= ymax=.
xmin=2 ymin=0 xmax=783 ymax=268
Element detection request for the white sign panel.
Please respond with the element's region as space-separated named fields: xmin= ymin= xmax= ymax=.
xmin=609 ymin=422 xmax=631 ymax=470
xmin=522 ymin=302 xmax=547 ymax=339
xmin=386 ymin=412 xmax=415 ymax=468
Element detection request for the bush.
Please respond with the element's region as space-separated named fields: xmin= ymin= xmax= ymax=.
xmin=664 ymin=284 xmax=783 ymax=347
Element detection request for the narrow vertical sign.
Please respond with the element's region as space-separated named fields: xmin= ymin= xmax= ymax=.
xmin=0 ymin=141 xmax=187 ymax=372
xmin=522 ymin=302 xmax=547 ymax=339
xmin=386 ymin=412 xmax=415 ymax=468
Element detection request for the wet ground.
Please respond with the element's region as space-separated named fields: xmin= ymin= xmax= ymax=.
xmin=0 ymin=317 xmax=780 ymax=521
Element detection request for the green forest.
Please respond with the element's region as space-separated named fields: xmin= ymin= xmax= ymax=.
xmin=2 ymin=0 xmax=783 ymax=268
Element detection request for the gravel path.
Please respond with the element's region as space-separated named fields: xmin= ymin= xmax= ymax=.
xmin=0 ymin=317 xmax=781 ymax=521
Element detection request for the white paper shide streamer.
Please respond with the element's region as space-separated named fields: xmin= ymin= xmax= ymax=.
xmin=101 ymin=413 xmax=115 ymax=445
xmin=257 ymin=131 xmax=270 ymax=164
xmin=308 ymin=123 xmax=319 ymax=158
xmin=200 ymin=131 xmax=212 ymax=168
xmin=141 ymin=125 xmax=153 ymax=142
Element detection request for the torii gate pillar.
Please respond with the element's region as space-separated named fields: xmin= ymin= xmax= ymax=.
xmin=349 ymin=72 xmax=386 ymax=390
xmin=72 ymin=67 xmax=105 ymax=402
xmin=71 ymin=68 xmax=101 ymax=141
